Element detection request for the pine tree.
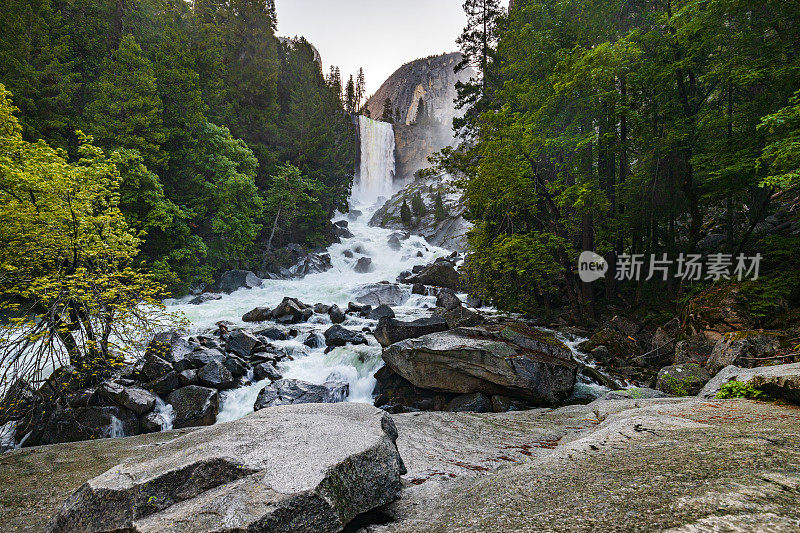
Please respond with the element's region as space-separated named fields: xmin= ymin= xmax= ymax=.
xmin=381 ymin=98 xmax=394 ymax=123
xmin=85 ymin=34 xmax=167 ymax=169
xmin=434 ymin=191 xmax=447 ymax=221
xmin=345 ymin=75 xmax=356 ymax=113
xmin=400 ymin=199 xmax=412 ymax=226
xmin=355 ymin=67 xmax=366 ymax=111
xmin=411 ymin=191 xmax=426 ymax=217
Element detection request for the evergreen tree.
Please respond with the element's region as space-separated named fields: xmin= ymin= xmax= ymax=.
xmin=355 ymin=67 xmax=366 ymax=110
xmin=381 ymin=98 xmax=394 ymax=123
xmin=85 ymin=34 xmax=167 ymax=169
xmin=345 ymin=75 xmax=356 ymax=113
xmin=400 ymin=199 xmax=412 ymax=226
xmin=411 ymin=191 xmax=427 ymax=217
xmin=265 ymin=163 xmax=322 ymax=248
xmin=434 ymin=191 xmax=447 ymax=221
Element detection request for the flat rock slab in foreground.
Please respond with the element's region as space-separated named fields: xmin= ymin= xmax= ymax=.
xmin=47 ymin=403 xmax=404 ymax=533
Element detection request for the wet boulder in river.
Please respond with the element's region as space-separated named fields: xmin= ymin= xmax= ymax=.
xmin=213 ymin=270 xmax=262 ymax=294
xmin=254 ymin=379 xmax=350 ymax=411
xmin=166 ymin=385 xmax=219 ymax=429
xmin=373 ymin=316 xmax=449 ymax=348
xmin=242 ymin=307 xmax=271 ymax=323
xmin=352 ymin=282 xmax=410 ymax=307
xmin=324 ymin=325 xmax=368 ymax=348
xmin=354 ymin=256 xmax=374 ymax=273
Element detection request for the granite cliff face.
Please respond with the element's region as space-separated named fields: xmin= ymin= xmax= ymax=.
xmin=364 ymin=53 xmax=475 ymax=181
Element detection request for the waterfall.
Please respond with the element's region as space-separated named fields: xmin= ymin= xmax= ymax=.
xmin=355 ymin=116 xmax=395 ymax=204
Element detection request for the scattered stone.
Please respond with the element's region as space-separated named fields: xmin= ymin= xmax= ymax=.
xmin=578 ymin=328 xmax=639 ymax=359
xmin=141 ymin=355 xmax=173 ymax=382
xmin=253 ymin=379 xmax=350 ymax=411
xmin=214 ymin=270 xmax=262 ymax=294
xmin=435 ymin=288 xmax=461 ymax=310
xmin=354 ymin=256 xmax=374 ymax=273
xmin=368 ymin=304 xmax=395 ymax=320
xmin=655 ymin=364 xmax=711 ymax=396
xmin=256 ymin=326 xmax=288 ymax=341
xmin=222 ymin=356 xmax=249 ymax=378
xmin=303 ymin=332 xmax=325 ymax=349
xmin=324 ymin=325 xmax=368 ymax=348
xmin=673 ymin=335 xmax=714 ymax=365
xmin=178 ymin=369 xmax=197 ymax=387
xmin=388 ymin=234 xmax=402 ymax=250
xmin=373 ymin=316 xmax=449 ymax=348
xmin=434 ymin=303 xmax=484 ymax=329
xmin=98 ymin=382 xmax=157 ymax=416
xmin=166 ymin=386 xmax=219 ymax=429
xmin=242 ymin=307 xmax=271 ymax=323
xmin=226 ymin=330 xmax=261 ymax=359
xmin=147 ymin=371 xmax=181 ymax=396
xmin=447 ymin=392 xmax=493 ymax=413
xmin=313 ymin=303 xmax=331 ymax=314
xmin=405 ymin=262 xmax=460 ymax=289
xmin=352 ymin=283 xmax=410 ymax=306
xmin=188 ymin=293 xmax=223 ymax=305
xmin=271 ymin=297 xmax=306 ymax=323
xmin=328 ymin=304 xmax=346 ymax=324
xmin=412 ymin=283 xmax=426 ymax=295
xmin=185 ymin=348 xmax=226 ymax=368
xmin=253 ymin=362 xmax=282 ymax=382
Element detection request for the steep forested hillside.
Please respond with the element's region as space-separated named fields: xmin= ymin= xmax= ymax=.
xmin=0 ymin=0 xmax=355 ymax=294
xmin=445 ymin=0 xmax=800 ymax=324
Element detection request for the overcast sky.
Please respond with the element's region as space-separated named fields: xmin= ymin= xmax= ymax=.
xmin=275 ymin=0 xmax=469 ymax=96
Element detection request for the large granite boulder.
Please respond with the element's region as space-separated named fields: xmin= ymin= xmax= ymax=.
xmin=213 ymin=270 xmax=262 ymax=294
xmin=405 ymin=262 xmax=460 ymax=289
xmin=166 ymin=386 xmax=218 ymax=429
xmin=30 ymin=406 xmax=140 ymax=446
xmin=382 ymin=323 xmax=578 ymax=404
xmin=351 ymin=283 xmax=410 ymax=307
xmin=144 ymin=332 xmax=193 ymax=370
xmin=373 ymin=316 xmax=449 ymax=348
xmin=673 ymin=335 xmax=715 ymax=365
xmin=706 ymin=331 xmax=788 ymax=375
xmin=253 ymin=379 xmax=350 ymax=411
xmin=225 ymin=330 xmax=261 ymax=359
xmin=46 ymin=403 xmax=404 ymax=533
xmin=196 ymin=360 xmax=236 ymax=390
xmin=242 ymin=306 xmax=271 ymax=323
xmin=685 ymin=284 xmax=759 ymax=341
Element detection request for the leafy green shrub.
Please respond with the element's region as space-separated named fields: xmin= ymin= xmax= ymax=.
xmin=715 ymin=381 xmax=768 ymax=400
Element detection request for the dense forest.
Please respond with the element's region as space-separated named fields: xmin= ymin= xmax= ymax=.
xmin=446 ymin=0 xmax=800 ymax=325
xmin=0 ymin=0 xmax=356 ymax=295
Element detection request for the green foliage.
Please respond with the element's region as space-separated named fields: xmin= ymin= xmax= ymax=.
xmin=716 ymin=381 xmax=768 ymax=401
xmin=84 ymin=34 xmax=167 ymax=170
xmin=400 ymin=200 xmax=412 ymax=226
xmin=411 ymin=192 xmax=427 ymax=218
xmin=444 ymin=0 xmax=800 ymax=319
xmin=434 ymin=191 xmax=448 ymax=221
xmin=0 ymin=85 xmax=180 ymax=384
xmin=0 ymin=0 xmax=356 ymax=294
xmin=265 ymin=163 xmax=322 ymax=248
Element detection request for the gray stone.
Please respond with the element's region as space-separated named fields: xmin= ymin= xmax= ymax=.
xmin=255 ymin=326 xmax=288 ymax=341
xmin=253 ymin=379 xmax=350 ymax=411
xmin=225 ymin=330 xmax=261 ymax=358
xmin=655 ymin=364 xmax=711 ymax=396
xmin=324 ymin=325 xmax=368 ymax=348
xmin=46 ymin=403 xmax=403 ymax=533
xmin=406 ymin=262 xmax=460 ymax=289
xmin=141 ymin=355 xmax=173 ymax=382
xmin=146 ymin=371 xmax=181 ymax=396
xmin=354 ymin=256 xmax=374 ymax=273
xmin=699 ymin=363 xmax=800 ymax=403
xmin=352 ymin=283 xmax=410 ymax=307
xmin=166 ymin=386 xmax=218 ymax=429
xmin=242 ymin=307 xmax=271 ymax=323
xmin=383 ymin=323 xmax=577 ymax=404
xmin=253 ymin=362 xmax=282 ymax=382
xmin=271 ymin=297 xmax=306 ymax=323
xmin=178 ymin=369 xmax=197 ymax=387
xmin=303 ymin=332 xmax=325 ymax=349
xmin=368 ymin=304 xmax=396 ymax=320
xmin=435 ymin=288 xmax=462 ymax=310
xmin=34 ymin=406 xmax=139 ymax=446
xmin=187 ymin=293 xmax=222 ymax=305
xmin=603 ymin=387 xmax=668 ymax=400
xmin=214 ymin=270 xmax=262 ymax=294
xmin=185 ymin=348 xmax=225 ymax=368
xmin=373 ymin=316 xmax=449 ymax=348
xmin=98 ymin=382 xmax=157 ymax=416
xmin=447 ymin=392 xmax=493 ymax=413
xmin=673 ymin=335 xmax=714 ymax=365
xmin=197 ymin=361 xmax=236 ymax=390
xmin=433 ymin=303 xmax=484 ymax=329
xmin=328 ymin=304 xmax=346 ymax=324
xmin=707 ymin=331 xmax=787 ymax=375
xmin=144 ymin=332 xmax=193 ymax=371
xmin=313 ymin=303 xmax=331 ymax=314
